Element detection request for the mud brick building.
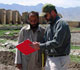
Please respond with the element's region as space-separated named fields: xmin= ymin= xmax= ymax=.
xmin=0 ymin=9 xmax=6 ymax=24
xmin=0 ymin=8 xmax=80 ymax=27
xmin=22 ymin=12 xmax=28 ymax=24
xmin=12 ymin=10 xmax=21 ymax=24
xmin=6 ymin=10 xmax=12 ymax=24
xmin=68 ymin=21 xmax=80 ymax=27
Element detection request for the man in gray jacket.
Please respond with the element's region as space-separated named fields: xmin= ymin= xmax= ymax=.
xmin=32 ymin=4 xmax=71 ymax=70
xmin=15 ymin=11 xmax=46 ymax=70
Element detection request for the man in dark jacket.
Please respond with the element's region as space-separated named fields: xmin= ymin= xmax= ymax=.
xmin=32 ymin=4 xmax=71 ymax=70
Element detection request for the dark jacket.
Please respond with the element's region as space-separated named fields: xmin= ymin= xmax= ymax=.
xmin=40 ymin=16 xmax=71 ymax=56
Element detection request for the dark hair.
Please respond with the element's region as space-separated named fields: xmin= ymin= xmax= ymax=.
xmin=42 ymin=4 xmax=58 ymax=14
xmin=28 ymin=11 xmax=39 ymax=19
xmin=53 ymin=8 xmax=57 ymax=14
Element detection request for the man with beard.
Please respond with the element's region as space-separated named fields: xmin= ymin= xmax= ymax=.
xmin=15 ymin=11 xmax=46 ymax=70
xmin=32 ymin=4 xmax=71 ymax=70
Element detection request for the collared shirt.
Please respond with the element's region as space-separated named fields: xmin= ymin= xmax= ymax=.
xmin=24 ymin=25 xmax=41 ymax=70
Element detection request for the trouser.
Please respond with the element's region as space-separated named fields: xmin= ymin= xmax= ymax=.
xmin=45 ymin=55 xmax=70 ymax=70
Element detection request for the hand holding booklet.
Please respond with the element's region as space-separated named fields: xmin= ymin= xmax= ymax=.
xmin=16 ymin=39 xmax=39 ymax=55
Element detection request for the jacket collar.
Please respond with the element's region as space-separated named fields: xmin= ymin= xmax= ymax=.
xmin=50 ymin=15 xmax=60 ymax=26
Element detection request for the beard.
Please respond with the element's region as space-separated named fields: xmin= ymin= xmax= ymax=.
xmin=30 ymin=23 xmax=39 ymax=30
xmin=46 ymin=16 xmax=55 ymax=24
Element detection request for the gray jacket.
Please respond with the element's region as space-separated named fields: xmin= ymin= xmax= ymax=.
xmin=40 ymin=16 xmax=71 ymax=56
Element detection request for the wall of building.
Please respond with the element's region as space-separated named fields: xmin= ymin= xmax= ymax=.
xmin=0 ymin=9 xmax=6 ymax=24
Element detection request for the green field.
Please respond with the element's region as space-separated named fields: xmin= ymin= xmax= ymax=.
xmin=70 ymin=27 xmax=80 ymax=32
xmin=0 ymin=25 xmax=80 ymax=63
xmin=70 ymin=55 xmax=80 ymax=62
xmin=0 ymin=24 xmax=24 ymax=27
xmin=0 ymin=39 xmax=8 ymax=43
xmin=70 ymin=45 xmax=80 ymax=62
xmin=0 ymin=30 xmax=20 ymax=36
xmin=71 ymin=45 xmax=80 ymax=49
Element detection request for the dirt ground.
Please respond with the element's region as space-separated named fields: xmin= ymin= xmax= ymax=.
xmin=0 ymin=51 xmax=80 ymax=70
xmin=0 ymin=51 xmax=19 ymax=70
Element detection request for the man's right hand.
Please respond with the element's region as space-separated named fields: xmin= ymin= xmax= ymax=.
xmin=16 ymin=64 xmax=22 ymax=70
xmin=32 ymin=42 xmax=40 ymax=50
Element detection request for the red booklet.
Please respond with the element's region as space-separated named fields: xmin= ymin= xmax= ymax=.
xmin=16 ymin=40 xmax=38 ymax=55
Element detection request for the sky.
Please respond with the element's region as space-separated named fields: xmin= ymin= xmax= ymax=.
xmin=0 ymin=0 xmax=80 ymax=8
